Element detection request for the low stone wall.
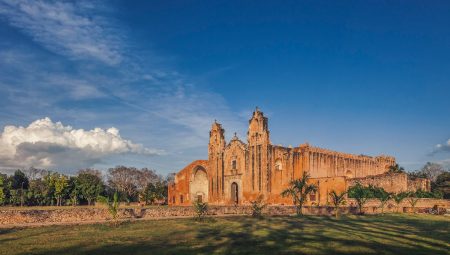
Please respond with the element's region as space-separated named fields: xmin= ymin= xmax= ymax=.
xmin=1 ymin=198 xmax=448 ymax=226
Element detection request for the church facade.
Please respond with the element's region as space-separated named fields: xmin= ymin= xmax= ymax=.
xmin=168 ymin=108 xmax=425 ymax=206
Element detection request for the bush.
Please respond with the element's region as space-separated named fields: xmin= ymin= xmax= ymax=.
xmin=250 ymin=195 xmax=266 ymax=218
xmin=193 ymin=200 xmax=208 ymax=220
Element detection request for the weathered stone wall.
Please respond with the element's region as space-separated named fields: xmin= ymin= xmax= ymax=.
xmin=1 ymin=199 xmax=448 ymax=226
xmin=348 ymin=173 xmax=408 ymax=193
xmin=347 ymin=173 xmax=431 ymax=193
xmin=168 ymin=160 xmax=208 ymax=206
xmin=407 ymin=177 xmax=431 ymax=192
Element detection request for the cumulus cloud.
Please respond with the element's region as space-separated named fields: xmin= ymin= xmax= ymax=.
xmin=0 ymin=118 xmax=162 ymax=170
xmin=0 ymin=0 xmax=123 ymax=65
xmin=434 ymin=139 xmax=450 ymax=153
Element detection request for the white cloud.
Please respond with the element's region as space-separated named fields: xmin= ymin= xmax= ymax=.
xmin=0 ymin=0 xmax=123 ymax=65
xmin=0 ymin=118 xmax=162 ymax=170
xmin=0 ymin=1 xmax=244 ymax=174
xmin=434 ymin=139 xmax=450 ymax=153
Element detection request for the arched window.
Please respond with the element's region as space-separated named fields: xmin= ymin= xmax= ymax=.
xmin=180 ymin=195 xmax=184 ymax=204
xmin=275 ymin=159 xmax=282 ymax=170
xmin=232 ymin=159 xmax=237 ymax=169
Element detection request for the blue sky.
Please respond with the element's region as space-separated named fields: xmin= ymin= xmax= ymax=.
xmin=0 ymin=0 xmax=449 ymax=175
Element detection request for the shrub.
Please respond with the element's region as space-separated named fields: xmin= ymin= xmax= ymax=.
xmin=193 ymin=200 xmax=208 ymax=220
xmin=97 ymin=191 xmax=120 ymax=225
xmin=250 ymin=195 xmax=266 ymax=218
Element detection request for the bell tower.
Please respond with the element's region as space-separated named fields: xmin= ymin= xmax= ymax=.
xmin=208 ymin=120 xmax=226 ymax=201
xmin=247 ymin=107 xmax=271 ymax=193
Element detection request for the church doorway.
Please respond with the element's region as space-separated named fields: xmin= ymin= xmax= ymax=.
xmin=231 ymin=182 xmax=239 ymax=204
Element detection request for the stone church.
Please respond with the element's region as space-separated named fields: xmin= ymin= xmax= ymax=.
xmin=168 ymin=108 xmax=428 ymax=206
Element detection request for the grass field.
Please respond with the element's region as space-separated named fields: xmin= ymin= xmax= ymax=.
xmin=1 ymin=214 xmax=449 ymax=255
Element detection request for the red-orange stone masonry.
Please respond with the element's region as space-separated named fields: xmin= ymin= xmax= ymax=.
xmin=168 ymin=108 xmax=429 ymax=206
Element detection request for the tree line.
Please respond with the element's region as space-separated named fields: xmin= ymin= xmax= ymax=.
xmin=0 ymin=166 xmax=175 ymax=207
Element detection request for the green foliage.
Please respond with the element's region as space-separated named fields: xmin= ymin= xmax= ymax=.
xmin=193 ymin=200 xmax=208 ymax=220
xmin=78 ymin=172 xmax=104 ymax=205
xmin=373 ymin=187 xmax=392 ymax=214
xmin=142 ymin=182 xmax=166 ymax=205
xmin=10 ymin=170 xmax=29 ymax=206
xmin=54 ymin=174 xmax=69 ymax=206
xmin=98 ymin=191 xmax=120 ymax=225
xmin=414 ymin=189 xmax=442 ymax=199
xmin=347 ymin=183 xmax=375 ymax=214
xmin=11 ymin=170 xmax=29 ymax=190
xmin=68 ymin=177 xmax=81 ymax=206
xmin=407 ymin=170 xmax=428 ymax=179
xmin=406 ymin=192 xmax=420 ymax=213
xmin=432 ymin=171 xmax=450 ymax=199
xmin=0 ymin=175 xmax=5 ymax=205
xmin=250 ymin=195 xmax=266 ymax=218
xmin=281 ymin=173 xmax=317 ymax=216
xmin=26 ymin=179 xmax=48 ymax=206
xmin=387 ymin=164 xmax=405 ymax=174
xmin=329 ymin=190 xmax=347 ymax=219
xmin=392 ymin=192 xmax=408 ymax=213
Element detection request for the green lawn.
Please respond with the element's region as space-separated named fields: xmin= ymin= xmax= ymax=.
xmin=1 ymin=214 xmax=449 ymax=255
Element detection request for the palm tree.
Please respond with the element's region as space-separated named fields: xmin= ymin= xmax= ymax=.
xmin=406 ymin=192 xmax=419 ymax=214
xmin=392 ymin=192 xmax=407 ymax=213
xmin=98 ymin=191 xmax=120 ymax=225
xmin=329 ymin=190 xmax=347 ymax=219
xmin=374 ymin=188 xmax=392 ymax=214
xmin=348 ymin=183 xmax=374 ymax=215
xmin=281 ymin=173 xmax=317 ymax=216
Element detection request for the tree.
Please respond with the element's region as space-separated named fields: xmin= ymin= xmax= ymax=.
xmin=373 ymin=187 xmax=392 ymax=214
xmin=407 ymin=170 xmax=428 ymax=180
xmin=406 ymin=192 xmax=419 ymax=213
xmin=108 ymin=166 xmax=138 ymax=203
xmin=77 ymin=170 xmax=104 ymax=205
xmin=421 ymin=162 xmax=445 ymax=182
xmin=10 ymin=170 xmax=29 ymax=206
xmin=432 ymin=171 xmax=450 ymax=199
xmin=27 ymin=179 xmax=48 ymax=206
xmin=166 ymin=173 xmax=176 ymax=184
xmin=68 ymin=177 xmax=81 ymax=206
xmin=26 ymin=167 xmax=48 ymax=181
xmin=0 ymin=175 xmax=5 ymax=205
xmin=348 ymin=183 xmax=374 ymax=215
xmin=329 ymin=190 xmax=347 ymax=219
xmin=388 ymin=164 xmax=405 ymax=174
xmin=281 ymin=173 xmax=317 ymax=216
xmin=54 ymin=174 xmax=68 ymax=206
xmin=142 ymin=182 xmax=166 ymax=205
xmin=98 ymin=191 xmax=120 ymax=225
xmin=393 ymin=192 xmax=408 ymax=213
xmin=43 ymin=172 xmax=58 ymax=206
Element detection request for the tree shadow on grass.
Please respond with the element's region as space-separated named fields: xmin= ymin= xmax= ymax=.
xmin=11 ymin=215 xmax=450 ymax=255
